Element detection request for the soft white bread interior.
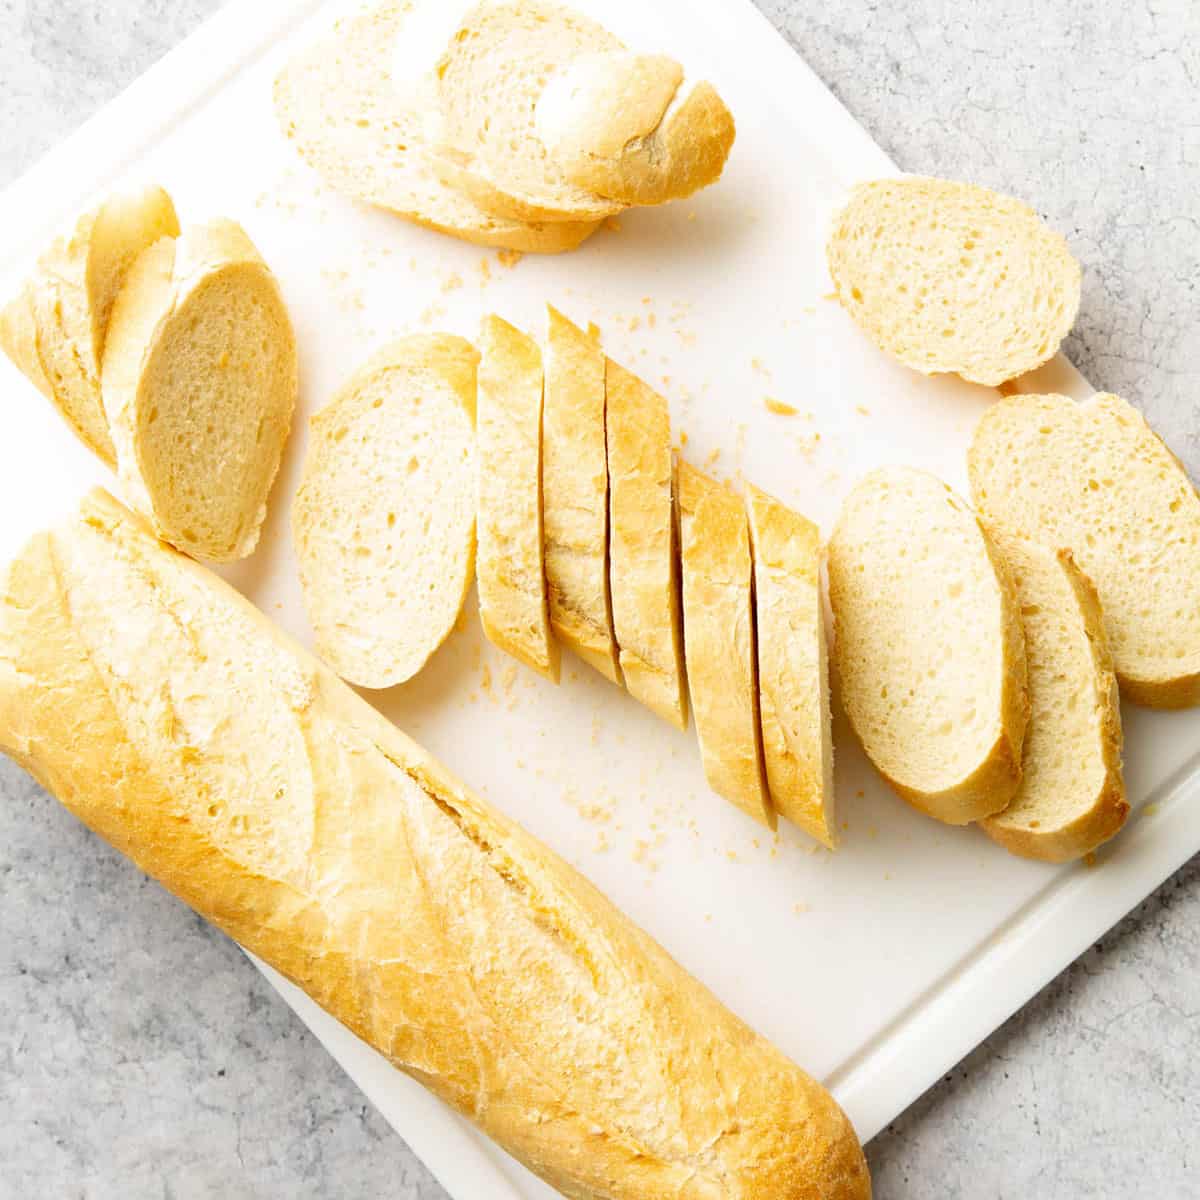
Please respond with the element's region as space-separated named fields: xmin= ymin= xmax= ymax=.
xmin=969 ymin=392 xmax=1200 ymax=708
xmin=0 ymin=185 xmax=179 ymax=464
xmin=101 ymin=219 xmax=297 ymax=563
xmin=746 ymin=483 xmax=836 ymax=848
xmin=293 ymin=334 xmax=479 ymax=689
xmin=827 ymin=466 xmax=1028 ymax=825
xmin=981 ymin=528 xmax=1127 ymax=862
xmin=0 ymin=489 xmax=871 ymax=1200
xmin=827 ymin=176 xmax=1080 ymax=387
xmin=476 ymin=314 xmax=560 ymax=681
xmin=605 ymin=358 xmax=688 ymax=729
xmin=542 ymin=305 xmax=621 ymax=683
xmin=273 ymin=3 xmax=599 ymax=253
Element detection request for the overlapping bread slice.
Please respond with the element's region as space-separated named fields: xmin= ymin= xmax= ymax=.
xmin=476 ymin=315 xmax=560 ymax=681
xmin=827 ymin=176 xmax=1080 ymax=386
xmin=293 ymin=334 xmax=478 ymax=688
xmin=102 ymin=220 xmax=297 ymax=563
xmin=678 ymin=462 xmax=773 ymax=828
xmin=827 ymin=467 xmax=1028 ymax=824
xmin=273 ymin=3 xmax=598 ymax=253
xmin=0 ymin=185 xmax=179 ymax=464
xmin=969 ymin=392 xmax=1200 ymax=708
xmin=746 ymin=484 xmax=835 ymax=847
xmin=981 ymin=528 xmax=1127 ymax=862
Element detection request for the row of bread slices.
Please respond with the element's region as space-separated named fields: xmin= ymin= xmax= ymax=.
xmin=292 ymin=309 xmax=837 ymax=847
xmin=274 ymin=0 xmax=736 ymax=253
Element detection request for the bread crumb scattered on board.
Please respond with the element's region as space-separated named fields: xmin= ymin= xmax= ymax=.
xmin=440 ymin=272 xmax=463 ymax=294
xmin=765 ymin=396 xmax=798 ymax=416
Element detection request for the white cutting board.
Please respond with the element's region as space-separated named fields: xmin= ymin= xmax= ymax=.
xmin=2 ymin=2 xmax=1198 ymax=1197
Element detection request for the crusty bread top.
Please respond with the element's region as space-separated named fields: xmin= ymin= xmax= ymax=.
xmin=827 ymin=176 xmax=1080 ymax=387
xmin=969 ymin=392 xmax=1200 ymax=708
xmin=293 ymin=334 xmax=479 ymax=689
xmin=273 ymin=2 xmax=599 ymax=253
xmin=827 ymin=466 xmax=1027 ymax=825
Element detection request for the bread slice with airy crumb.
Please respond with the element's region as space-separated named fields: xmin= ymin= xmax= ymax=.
xmin=981 ymin=528 xmax=1127 ymax=862
xmin=542 ymin=305 xmax=621 ymax=683
xmin=827 ymin=467 xmax=1028 ymax=825
xmin=605 ymin=359 xmax=687 ymax=728
xmin=827 ymin=176 xmax=1080 ymax=387
xmin=101 ymin=220 xmax=297 ymax=563
xmin=678 ymin=462 xmax=773 ymax=828
xmin=476 ymin=315 xmax=560 ymax=681
xmin=746 ymin=484 xmax=835 ymax=847
xmin=969 ymin=391 xmax=1200 ymax=708
xmin=0 ymin=185 xmax=179 ymax=464
xmin=293 ymin=334 xmax=478 ymax=689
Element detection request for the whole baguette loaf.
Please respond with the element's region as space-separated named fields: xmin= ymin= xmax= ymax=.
xmin=0 ymin=489 xmax=869 ymax=1200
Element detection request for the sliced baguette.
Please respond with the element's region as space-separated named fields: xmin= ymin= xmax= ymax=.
xmin=969 ymin=392 xmax=1200 ymax=708
xmin=273 ymin=3 xmax=599 ymax=253
xmin=0 ymin=185 xmax=179 ymax=464
xmin=678 ymin=462 xmax=773 ymax=827
xmin=542 ymin=305 xmax=621 ymax=683
xmin=827 ymin=467 xmax=1028 ymax=824
xmin=101 ymin=220 xmax=297 ymax=563
xmin=746 ymin=484 xmax=835 ymax=848
xmin=605 ymin=359 xmax=687 ymax=729
xmin=293 ymin=334 xmax=479 ymax=689
xmin=981 ymin=528 xmax=1127 ymax=862
xmin=827 ymin=176 xmax=1080 ymax=387
xmin=477 ymin=315 xmax=559 ymax=681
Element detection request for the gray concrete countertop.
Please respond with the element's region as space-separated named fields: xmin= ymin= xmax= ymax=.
xmin=2 ymin=2 xmax=1197 ymax=1196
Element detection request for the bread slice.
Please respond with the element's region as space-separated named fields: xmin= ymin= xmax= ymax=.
xmin=101 ymin=220 xmax=297 ymax=563
xmin=827 ymin=467 xmax=1028 ymax=824
xmin=981 ymin=528 xmax=1127 ymax=862
xmin=293 ymin=334 xmax=479 ymax=689
xmin=542 ymin=305 xmax=621 ymax=683
xmin=746 ymin=484 xmax=835 ymax=847
xmin=969 ymin=392 xmax=1200 ymax=708
xmin=273 ymin=3 xmax=599 ymax=253
xmin=0 ymin=185 xmax=179 ymax=464
xmin=605 ymin=359 xmax=687 ymax=728
xmin=678 ymin=463 xmax=773 ymax=827
xmin=827 ymin=176 xmax=1080 ymax=387
xmin=476 ymin=315 xmax=560 ymax=681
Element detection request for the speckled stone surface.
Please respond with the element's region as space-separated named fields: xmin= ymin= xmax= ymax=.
xmin=1 ymin=1 xmax=1197 ymax=1196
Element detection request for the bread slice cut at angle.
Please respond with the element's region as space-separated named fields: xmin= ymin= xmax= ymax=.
xmin=969 ymin=391 xmax=1200 ymax=708
xmin=293 ymin=334 xmax=479 ymax=689
xmin=827 ymin=176 xmax=1080 ymax=387
xmin=605 ymin=359 xmax=687 ymax=729
xmin=678 ymin=462 xmax=773 ymax=829
xmin=827 ymin=466 xmax=1028 ymax=825
xmin=101 ymin=219 xmax=297 ymax=563
xmin=981 ymin=528 xmax=1126 ymax=862
xmin=542 ymin=305 xmax=621 ymax=683
xmin=476 ymin=315 xmax=560 ymax=681
xmin=0 ymin=185 xmax=179 ymax=465
xmin=746 ymin=484 xmax=835 ymax=847
xmin=273 ymin=3 xmax=599 ymax=253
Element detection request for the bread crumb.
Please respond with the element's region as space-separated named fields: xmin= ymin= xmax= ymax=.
xmin=704 ymin=911 xmax=712 ymax=921
xmin=822 ymin=291 xmax=838 ymax=301
xmin=1143 ymin=802 xmax=1160 ymax=817
xmin=501 ymin=664 xmax=517 ymax=692
xmin=751 ymin=357 xmax=772 ymax=378
xmin=477 ymin=257 xmax=492 ymax=285
xmin=594 ymin=830 xmax=611 ymax=853
xmin=855 ymin=404 xmax=871 ymax=416
xmin=480 ymin=663 xmax=493 ymax=696
xmin=792 ymin=902 xmax=810 ymax=915
xmin=687 ymin=211 xmax=697 ymax=222
xmin=705 ymin=446 xmax=721 ymax=467
xmin=496 ymin=249 xmax=523 ymax=269
xmin=419 ymin=301 xmax=447 ymax=325
xmin=647 ymin=312 xmax=657 ymax=329
xmin=1083 ymin=851 xmax=1098 ymax=869
xmin=440 ymin=272 xmax=463 ymax=293
xmin=765 ymin=396 xmax=798 ymax=416
xmin=679 ymin=430 xmax=688 ymax=447
xmin=725 ymin=850 xmax=739 ymax=863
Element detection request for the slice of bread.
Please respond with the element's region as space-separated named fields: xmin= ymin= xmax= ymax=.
xmin=981 ymin=528 xmax=1127 ymax=862
xmin=969 ymin=392 xmax=1200 ymax=708
xmin=0 ymin=185 xmax=179 ymax=464
xmin=746 ymin=484 xmax=835 ymax=848
xmin=827 ymin=176 xmax=1080 ymax=387
xmin=542 ymin=305 xmax=621 ymax=683
xmin=678 ymin=462 xmax=773 ymax=828
xmin=273 ymin=3 xmax=599 ymax=253
xmin=476 ymin=315 xmax=560 ymax=681
xmin=827 ymin=467 xmax=1028 ymax=824
xmin=605 ymin=359 xmax=687 ymax=729
xmin=101 ymin=220 xmax=297 ymax=563
xmin=293 ymin=334 xmax=479 ymax=689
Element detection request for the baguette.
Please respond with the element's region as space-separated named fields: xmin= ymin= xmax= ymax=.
xmin=0 ymin=489 xmax=870 ymax=1200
